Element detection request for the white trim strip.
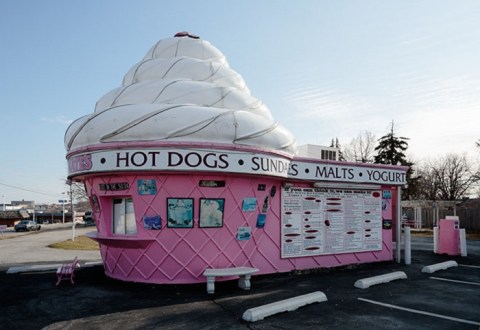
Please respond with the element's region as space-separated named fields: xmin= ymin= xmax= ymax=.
xmin=358 ymin=298 xmax=480 ymax=326
xmin=312 ymin=182 xmax=381 ymax=190
xmin=7 ymin=264 xmax=62 ymax=274
xmin=430 ymin=276 xmax=480 ymax=286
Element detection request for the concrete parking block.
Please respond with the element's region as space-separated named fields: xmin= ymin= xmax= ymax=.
xmin=354 ymin=271 xmax=407 ymax=289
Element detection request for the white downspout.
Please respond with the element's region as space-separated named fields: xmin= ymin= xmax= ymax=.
xmin=396 ymin=186 xmax=402 ymax=263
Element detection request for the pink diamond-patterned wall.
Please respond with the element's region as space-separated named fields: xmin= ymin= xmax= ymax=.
xmin=84 ymin=172 xmax=394 ymax=284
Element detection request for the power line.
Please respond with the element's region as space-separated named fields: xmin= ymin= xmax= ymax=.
xmin=0 ymin=181 xmax=60 ymax=197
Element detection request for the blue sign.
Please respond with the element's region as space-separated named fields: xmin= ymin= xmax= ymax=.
xmin=143 ymin=215 xmax=161 ymax=230
xmin=138 ymin=179 xmax=157 ymax=195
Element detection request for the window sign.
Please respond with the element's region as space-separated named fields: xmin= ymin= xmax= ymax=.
xmin=100 ymin=182 xmax=129 ymax=191
xmin=281 ymin=187 xmax=382 ymax=258
xmin=199 ymin=180 xmax=225 ymax=187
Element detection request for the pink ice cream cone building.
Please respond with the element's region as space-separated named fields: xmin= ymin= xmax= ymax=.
xmin=65 ymin=32 xmax=407 ymax=285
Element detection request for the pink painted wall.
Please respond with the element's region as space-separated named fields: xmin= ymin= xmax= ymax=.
xmin=84 ymin=172 xmax=395 ymax=284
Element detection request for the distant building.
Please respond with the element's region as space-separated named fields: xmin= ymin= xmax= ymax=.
xmin=296 ymin=144 xmax=339 ymax=161
xmin=0 ymin=210 xmax=30 ymax=227
xmin=1 ymin=204 xmax=15 ymax=211
xmin=11 ymin=200 xmax=35 ymax=209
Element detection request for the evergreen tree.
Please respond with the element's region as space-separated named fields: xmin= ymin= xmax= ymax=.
xmin=335 ymin=138 xmax=345 ymax=161
xmin=374 ymin=121 xmax=418 ymax=199
xmin=374 ymin=122 xmax=408 ymax=165
xmin=330 ymin=137 xmax=345 ymax=161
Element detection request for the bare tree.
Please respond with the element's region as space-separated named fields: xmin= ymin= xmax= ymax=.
xmin=65 ymin=181 xmax=90 ymax=211
xmin=415 ymin=166 xmax=440 ymax=200
xmin=343 ymin=131 xmax=376 ymax=163
xmin=417 ymin=153 xmax=479 ymax=200
xmin=71 ymin=181 xmax=88 ymax=202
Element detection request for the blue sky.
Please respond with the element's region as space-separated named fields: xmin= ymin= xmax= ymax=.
xmin=1 ymin=1 xmax=479 ymax=203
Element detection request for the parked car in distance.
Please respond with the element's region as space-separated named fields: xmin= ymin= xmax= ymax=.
xmin=14 ymin=220 xmax=41 ymax=232
xmin=83 ymin=211 xmax=95 ymax=227
xmin=74 ymin=217 xmax=85 ymax=225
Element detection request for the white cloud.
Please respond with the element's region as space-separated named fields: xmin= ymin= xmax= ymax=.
xmin=41 ymin=115 xmax=73 ymax=125
xmin=283 ymin=84 xmax=374 ymax=120
xmin=280 ymin=74 xmax=480 ymax=161
xmin=388 ymin=74 xmax=480 ymax=159
xmin=280 ymin=84 xmax=388 ymax=149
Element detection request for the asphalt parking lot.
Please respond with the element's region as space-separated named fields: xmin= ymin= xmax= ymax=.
xmin=0 ymin=227 xmax=479 ymax=330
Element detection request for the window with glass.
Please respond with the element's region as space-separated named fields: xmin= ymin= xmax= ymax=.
xmin=112 ymin=198 xmax=137 ymax=235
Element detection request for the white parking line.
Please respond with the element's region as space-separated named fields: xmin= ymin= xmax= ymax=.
xmin=459 ymin=264 xmax=480 ymax=269
xmin=358 ymin=298 xmax=480 ymax=326
xmin=430 ymin=277 xmax=480 ymax=286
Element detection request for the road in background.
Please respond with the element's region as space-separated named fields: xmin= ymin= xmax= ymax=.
xmin=0 ymin=223 xmax=100 ymax=269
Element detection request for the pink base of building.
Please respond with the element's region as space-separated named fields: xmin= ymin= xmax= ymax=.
xmin=73 ymin=143 xmax=405 ymax=285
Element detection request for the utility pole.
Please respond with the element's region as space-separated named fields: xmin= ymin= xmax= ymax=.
xmin=60 ymin=195 xmax=66 ymax=224
xmin=66 ymin=180 xmax=76 ymax=242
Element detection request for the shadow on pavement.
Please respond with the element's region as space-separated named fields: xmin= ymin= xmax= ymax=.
xmin=1 ymin=245 xmax=479 ymax=330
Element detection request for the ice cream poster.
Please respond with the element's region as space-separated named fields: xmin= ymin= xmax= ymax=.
xmin=382 ymin=190 xmax=392 ymax=217
xmin=237 ymin=226 xmax=252 ymax=240
xmin=138 ymin=179 xmax=157 ymax=195
xmin=167 ymin=198 xmax=194 ymax=228
xmin=256 ymin=214 xmax=266 ymax=228
xmin=199 ymin=198 xmax=224 ymax=228
xmin=242 ymin=197 xmax=257 ymax=212
xmin=143 ymin=215 xmax=161 ymax=230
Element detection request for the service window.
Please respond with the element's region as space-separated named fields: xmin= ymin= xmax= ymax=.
xmin=112 ymin=198 xmax=137 ymax=235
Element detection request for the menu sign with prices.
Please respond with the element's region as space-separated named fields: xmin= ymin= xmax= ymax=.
xmin=281 ymin=187 xmax=383 ymax=258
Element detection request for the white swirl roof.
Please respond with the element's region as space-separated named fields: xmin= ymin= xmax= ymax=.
xmin=65 ymin=33 xmax=297 ymax=154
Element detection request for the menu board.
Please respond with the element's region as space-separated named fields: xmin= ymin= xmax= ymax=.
xmin=281 ymin=187 xmax=383 ymax=258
